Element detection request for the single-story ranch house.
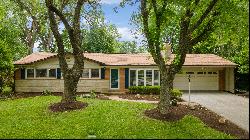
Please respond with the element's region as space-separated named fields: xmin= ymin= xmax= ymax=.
xmin=14 ymin=50 xmax=237 ymax=94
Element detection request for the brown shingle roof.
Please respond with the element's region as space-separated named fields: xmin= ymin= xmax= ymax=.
xmin=14 ymin=52 xmax=237 ymax=66
xmin=14 ymin=52 xmax=57 ymax=65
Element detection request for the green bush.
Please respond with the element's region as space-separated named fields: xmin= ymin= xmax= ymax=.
xmin=171 ymin=99 xmax=178 ymax=106
xmin=170 ymin=88 xmax=183 ymax=99
xmin=42 ymin=89 xmax=52 ymax=96
xmin=128 ymin=86 xmax=160 ymax=95
xmin=128 ymin=86 xmax=183 ymax=100
xmin=0 ymin=86 xmax=12 ymax=97
xmin=90 ymin=90 xmax=96 ymax=99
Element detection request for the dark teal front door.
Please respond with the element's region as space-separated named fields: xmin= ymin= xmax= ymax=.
xmin=111 ymin=69 xmax=119 ymax=89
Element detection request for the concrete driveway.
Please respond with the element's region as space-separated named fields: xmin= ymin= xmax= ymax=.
xmin=181 ymin=91 xmax=249 ymax=132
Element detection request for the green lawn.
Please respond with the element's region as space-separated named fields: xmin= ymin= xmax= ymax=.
xmin=0 ymin=96 xmax=234 ymax=139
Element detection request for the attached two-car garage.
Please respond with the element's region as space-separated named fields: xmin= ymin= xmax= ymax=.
xmin=173 ymin=67 xmax=235 ymax=93
xmin=174 ymin=70 xmax=219 ymax=90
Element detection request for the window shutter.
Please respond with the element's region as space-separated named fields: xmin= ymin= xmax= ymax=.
xmin=57 ymin=68 xmax=61 ymax=79
xmin=125 ymin=68 xmax=129 ymax=89
xmin=101 ymin=68 xmax=105 ymax=79
xmin=21 ymin=68 xmax=25 ymax=79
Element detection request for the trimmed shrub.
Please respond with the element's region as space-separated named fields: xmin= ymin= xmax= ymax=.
xmin=90 ymin=90 xmax=96 ymax=99
xmin=128 ymin=86 xmax=183 ymax=100
xmin=128 ymin=86 xmax=160 ymax=95
xmin=170 ymin=88 xmax=183 ymax=99
xmin=42 ymin=89 xmax=52 ymax=96
xmin=0 ymin=86 xmax=12 ymax=98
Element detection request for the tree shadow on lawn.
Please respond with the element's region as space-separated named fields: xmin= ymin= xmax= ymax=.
xmin=144 ymin=104 xmax=249 ymax=139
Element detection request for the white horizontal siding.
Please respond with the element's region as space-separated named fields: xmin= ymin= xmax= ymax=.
xmin=15 ymin=79 xmax=109 ymax=93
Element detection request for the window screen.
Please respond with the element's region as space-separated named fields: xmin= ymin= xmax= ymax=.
xmin=91 ymin=69 xmax=99 ymax=78
xmin=36 ymin=69 xmax=47 ymax=77
xmin=48 ymin=69 xmax=56 ymax=77
xmin=27 ymin=69 xmax=34 ymax=78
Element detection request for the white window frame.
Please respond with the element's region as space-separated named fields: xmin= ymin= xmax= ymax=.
xmin=129 ymin=69 xmax=160 ymax=87
xmin=81 ymin=68 xmax=91 ymax=79
xmin=48 ymin=68 xmax=57 ymax=78
xmin=90 ymin=68 xmax=101 ymax=79
xmin=137 ymin=69 xmax=145 ymax=86
xmin=110 ymin=68 xmax=119 ymax=89
xmin=153 ymin=70 xmax=160 ymax=86
xmin=145 ymin=70 xmax=153 ymax=86
xmin=80 ymin=68 xmax=101 ymax=79
xmin=25 ymin=68 xmax=57 ymax=79
xmin=35 ymin=68 xmax=48 ymax=78
xmin=25 ymin=68 xmax=35 ymax=79
xmin=129 ymin=69 xmax=137 ymax=87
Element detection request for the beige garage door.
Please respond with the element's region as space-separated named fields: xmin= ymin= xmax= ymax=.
xmin=173 ymin=71 xmax=219 ymax=90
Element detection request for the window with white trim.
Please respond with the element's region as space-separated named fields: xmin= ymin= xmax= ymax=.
xmin=81 ymin=69 xmax=90 ymax=78
xmin=26 ymin=69 xmax=34 ymax=78
xmin=25 ymin=68 xmax=57 ymax=79
xmin=138 ymin=70 xmax=144 ymax=86
xmin=153 ymin=70 xmax=160 ymax=86
xmin=80 ymin=68 xmax=101 ymax=79
xmin=129 ymin=69 xmax=160 ymax=86
xmin=48 ymin=69 xmax=56 ymax=78
xmin=91 ymin=69 xmax=100 ymax=78
xmin=130 ymin=70 xmax=136 ymax=86
xmin=146 ymin=70 xmax=152 ymax=86
xmin=36 ymin=69 xmax=47 ymax=77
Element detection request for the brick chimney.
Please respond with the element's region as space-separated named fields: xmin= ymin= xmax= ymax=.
xmin=161 ymin=42 xmax=172 ymax=60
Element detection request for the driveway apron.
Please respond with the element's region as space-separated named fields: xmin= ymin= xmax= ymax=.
xmin=182 ymin=91 xmax=249 ymax=132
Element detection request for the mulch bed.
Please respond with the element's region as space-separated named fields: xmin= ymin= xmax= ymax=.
xmin=234 ymin=91 xmax=249 ymax=98
xmin=118 ymin=94 xmax=184 ymax=102
xmin=235 ymin=93 xmax=249 ymax=98
xmin=48 ymin=101 xmax=88 ymax=112
xmin=12 ymin=92 xmax=62 ymax=99
xmin=12 ymin=92 xmax=111 ymax=100
xmin=119 ymin=94 xmax=160 ymax=101
xmin=144 ymin=104 xmax=249 ymax=139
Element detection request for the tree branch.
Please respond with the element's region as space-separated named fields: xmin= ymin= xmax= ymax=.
xmin=72 ymin=0 xmax=86 ymax=47
xmin=141 ymin=0 xmax=157 ymax=61
xmin=190 ymin=18 xmax=215 ymax=46
xmin=189 ymin=0 xmax=218 ymax=33
xmin=152 ymin=0 xmax=168 ymax=59
xmin=46 ymin=0 xmax=68 ymax=71
xmin=190 ymin=8 xmax=220 ymax=46
xmin=141 ymin=0 xmax=150 ymax=46
xmin=46 ymin=0 xmax=74 ymax=38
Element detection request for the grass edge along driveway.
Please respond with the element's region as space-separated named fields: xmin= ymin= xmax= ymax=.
xmin=0 ymin=96 xmax=234 ymax=139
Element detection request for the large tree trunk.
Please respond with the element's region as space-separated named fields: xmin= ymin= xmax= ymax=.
xmin=158 ymin=68 xmax=175 ymax=114
xmin=46 ymin=0 xmax=90 ymax=107
xmin=61 ymin=69 xmax=81 ymax=103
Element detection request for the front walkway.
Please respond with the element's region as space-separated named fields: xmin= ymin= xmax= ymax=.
xmin=182 ymin=91 xmax=249 ymax=132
